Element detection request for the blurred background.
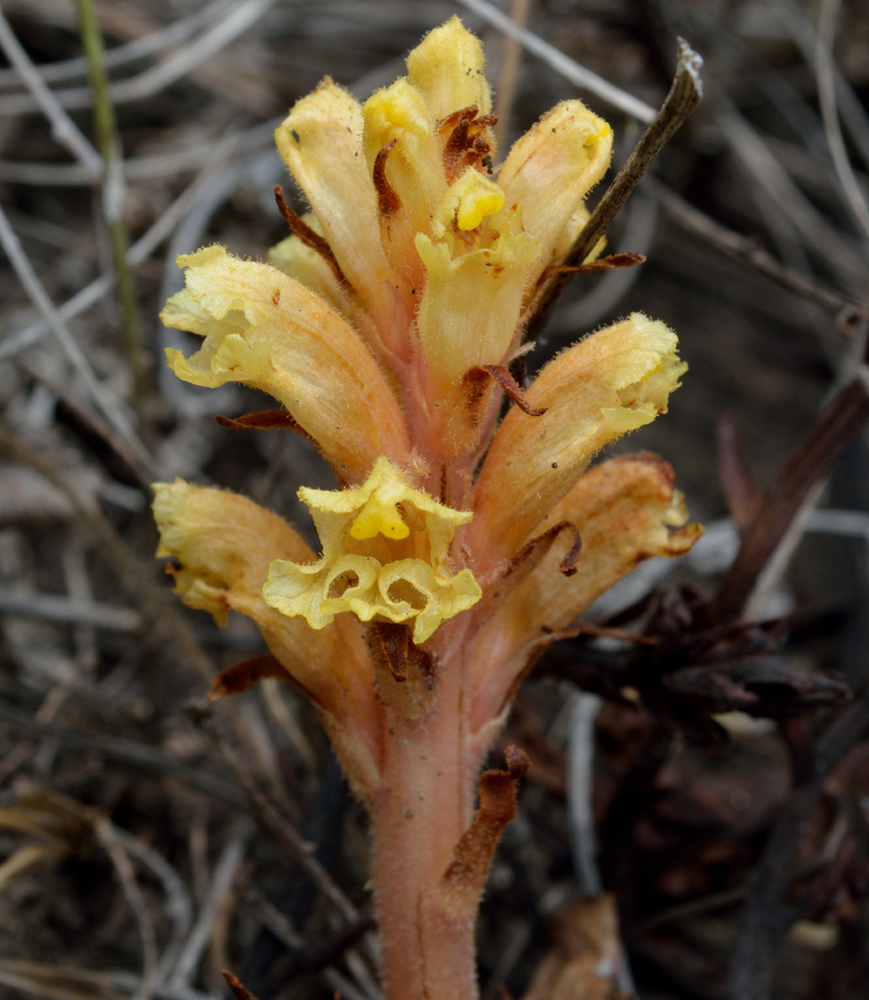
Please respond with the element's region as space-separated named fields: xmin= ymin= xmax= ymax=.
xmin=0 ymin=1 xmax=868 ymax=998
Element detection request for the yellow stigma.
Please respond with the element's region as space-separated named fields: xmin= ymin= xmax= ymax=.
xmin=350 ymin=496 xmax=410 ymax=540
xmin=263 ymin=457 xmax=481 ymax=644
xmin=451 ymin=169 xmax=505 ymax=231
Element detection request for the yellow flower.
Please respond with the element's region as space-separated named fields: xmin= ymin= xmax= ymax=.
xmin=263 ymin=457 xmax=481 ymax=644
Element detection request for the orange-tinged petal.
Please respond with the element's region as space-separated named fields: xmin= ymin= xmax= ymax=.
xmin=414 ymin=228 xmax=540 ymax=389
xmin=362 ymin=78 xmax=446 ymax=265
xmin=274 ymin=79 xmax=407 ymax=353
xmin=498 ymin=101 xmax=612 ymax=280
xmin=151 ymin=479 xmax=380 ymax=792
xmin=406 ymin=16 xmax=492 ymax=120
xmin=468 ymin=314 xmax=686 ymax=572
xmin=160 ymin=246 xmax=410 ymax=483
xmin=414 ymin=173 xmax=541 ymax=392
xmin=467 ymin=455 xmax=701 ymax=736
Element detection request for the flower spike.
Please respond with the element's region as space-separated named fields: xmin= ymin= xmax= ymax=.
xmin=154 ymin=18 xmax=702 ymax=999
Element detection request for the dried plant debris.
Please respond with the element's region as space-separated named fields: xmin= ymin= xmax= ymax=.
xmin=0 ymin=1 xmax=868 ymax=999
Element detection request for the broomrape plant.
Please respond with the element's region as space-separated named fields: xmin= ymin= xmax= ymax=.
xmin=152 ymin=17 xmax=700 ymax=999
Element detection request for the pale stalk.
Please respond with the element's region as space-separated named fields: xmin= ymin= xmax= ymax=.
xmin=367 ymin=620 xmax=481 ymax=1000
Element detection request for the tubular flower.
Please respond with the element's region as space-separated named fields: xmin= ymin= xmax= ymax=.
xmin=153 ymin=16 xmax=701 ymax=1000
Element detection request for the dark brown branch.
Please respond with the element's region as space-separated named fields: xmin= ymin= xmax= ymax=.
xmin=524 ymin=38 xmax=703 ymax=341
xmin=653 ymin=181 xmax=866 ymax=322
xmin=273 ymin=185 xmax=345 ymax=285
xmin=189 ymin=701 xmax=361 ymax=925
xmin=716 ymin=411 xmax=761 ymax=534
xmin=0 ymin=427 xmax=215 ymax=683
xmin=716 ymin=379 xmax=869 ymax=621
xmin=16 ymin=357 xmax=154 ymax=492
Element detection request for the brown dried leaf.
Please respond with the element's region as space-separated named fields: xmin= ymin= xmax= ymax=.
xmin=214 ymin=410 xmax=308 ymax=434
xmin=273 ymin=184 xmax=346 ymax=284
xmin=373 ymin=140 xmax=402 ymax=217
xmin=523 ymin=895 xmax=622 ymax=1000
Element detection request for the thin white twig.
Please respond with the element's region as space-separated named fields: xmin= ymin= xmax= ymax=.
xmin=454 ymin=0 xmax=656 ymax=122
xmin=0 ymin=9 xmax=102 ymax=179
xmin=0 ymin=132 xmax=245 ymax=364
xmin=566 ymin=690 xmax=603 ymax=896
xmin=0 ymin=586 xmax=142 ymax=631
xmin=0 ymin=203 xmax=152 ymax=467
xmin=742 ymin=480 xmax=828 ymax=621
xmin=0 ymin=131 xmax=265 ymax=185
xmin=0 ymin=962 xmax=212 ymax=1000
xmin=111 ymin=831 xmax=194 ymax=990
xmin=775 ymin=0 xmax=869 ymax=173
xmin=719 ymin=105 xmax=868 ymax=288
xmin=94 ymin=817 xmax=159 ymax=1000
xmin=0 ymin=0 xmax=235 ymax=88
xmin=168 ymin=819 xmax=250 ymax=988
xmin=815 ymin=0 xmax=869 ymax=241
xmin=0 ymin=0 xmax=276 ymax=116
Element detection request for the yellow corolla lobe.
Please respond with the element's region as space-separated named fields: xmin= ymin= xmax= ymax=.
xmin=263 ymin=457 xmax=481 ymax=644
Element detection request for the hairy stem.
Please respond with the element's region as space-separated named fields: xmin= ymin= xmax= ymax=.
xmin=367 ymin=631 xmax=480 ymax=1000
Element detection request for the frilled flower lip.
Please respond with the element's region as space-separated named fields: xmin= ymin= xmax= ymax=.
xmin=159 ymin=245 xmax=411 ymax=483
xmin=263 ymin=457 xmax=482 ymax=644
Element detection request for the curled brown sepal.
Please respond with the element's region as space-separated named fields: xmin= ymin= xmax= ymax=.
xmin=208 ymin=654 xmax=288 ymax=702
xmin=373 ymin=140 xmax=402 ymax=217
xmin=472 ymin=522 xmax=581 ymax=633
xmin=222 ymin=971 xmax=260 ymax=1000
xmin=465 ymin=365 xmax=547 ymax=416
xmin=511 ymin=521 xmax=582 ymax=579
xmin=214 ymin=411 xmax=343 ymax=485
xmin=273 ymin=184 xmax=346 ymax=285
xmin=541 ymin=251 xmax=646 ymax=281
xmin=215 ymin=410 xmax=313 ymax=438
xmin=434 ymin=745 xmax=530 ymax=921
